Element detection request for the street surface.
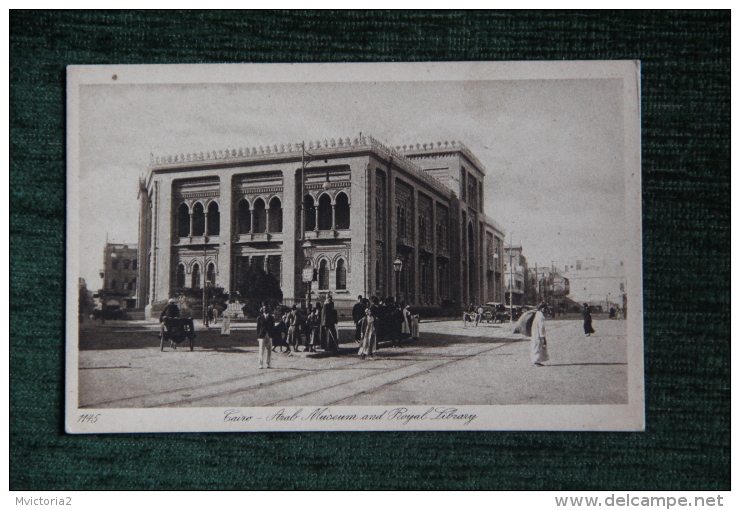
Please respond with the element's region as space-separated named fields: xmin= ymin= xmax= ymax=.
xmin=78 ymin=317 xmax=627 ymax=408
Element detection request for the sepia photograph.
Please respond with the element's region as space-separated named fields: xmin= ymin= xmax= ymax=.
xmin=66 ymin=61 xmax=644 ymax=432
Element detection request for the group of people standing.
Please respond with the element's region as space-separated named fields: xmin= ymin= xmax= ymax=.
xmin=256 ymin=294 xmax=340 ymax=369
xmin=254 ymin=294 xmax=420 ymax=368
xmin=351 ymin=295 xmax=420 ymax=360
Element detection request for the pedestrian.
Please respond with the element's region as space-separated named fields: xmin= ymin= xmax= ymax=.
xmin=583 ymin=303 xmax=596 ymax=336
xmin=321 ymin=294 xmax=339 ymax=352
xmin=220 ymin=311 xmax=231 ymax=336
xmin=287 ymin=305 xmax=300 ymax=352
xmin=401 ymin=302 xmax=413 ymax=339
xmin=390 ymin=302 xmax=404 ymax=347
xmin=531 ymin=303 xmax=549 ymax=367
xmin=307 ymin=307 xmax=320 ymax=352
xmin=410 ymin=311 xmax=420 ymax=342
xmin=256 ymin=306 xmax=275 ymax=369
xmin=352 ymin=294 xmax=365 ymax=344
xmin=357 ymin=307 xmax=377 ymax=359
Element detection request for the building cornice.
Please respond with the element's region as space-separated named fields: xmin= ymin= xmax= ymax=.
xmin=148 ymin=134 xmax=453 ymax=199
xmin=395 ymin=140 xmax=487 ymax=176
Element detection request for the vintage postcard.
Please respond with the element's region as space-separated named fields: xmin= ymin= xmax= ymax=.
xmin=66 ymin=61 xmax=643 ymax=432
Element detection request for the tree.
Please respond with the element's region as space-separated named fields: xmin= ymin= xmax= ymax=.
xmin=235 ymin=266 xmax=283 ymax=318
xmin=172 ymin=286 xmax=229 ymax=319
xmin=78 ymin=282 xmax=95 ymax=322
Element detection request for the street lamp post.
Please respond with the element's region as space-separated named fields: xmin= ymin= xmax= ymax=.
xmin=393 ymin=256 xmax=403 ymax=303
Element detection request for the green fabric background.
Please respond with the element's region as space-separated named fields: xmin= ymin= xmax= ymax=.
xmin=10 ymin=10 xmax=729 ymax=490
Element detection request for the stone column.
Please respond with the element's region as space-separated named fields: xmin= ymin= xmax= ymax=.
xmin=413 ymin=188 xmax=419 ymax=305
xmin=189 ymin=212 xmax=194 ymax=237
xmin=331 ymin=203 xmax=336 ymax=230
xmin=281 ymin=168 xmax=297 ymax=306
xmin=431 ymin=201 xmax=438 ymax=306
xmin=217 ymin=174 xmax=232 ymax=296
xmin=154 ymin=176 xmax=173 ymax=304
xmin=204 ymin=212 xmax=209 ymax=236
xmin=250 ymin=206 xmax=255 ymax=233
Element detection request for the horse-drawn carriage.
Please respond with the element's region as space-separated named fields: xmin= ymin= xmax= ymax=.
xmin=159 ymin=317 xmax=197 ymax=351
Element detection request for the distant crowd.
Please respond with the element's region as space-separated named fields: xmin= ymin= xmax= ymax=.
xmin=254 ymin=294 xmax=420 ymax=368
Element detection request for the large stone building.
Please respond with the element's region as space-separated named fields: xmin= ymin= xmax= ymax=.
xmin=136 ymin=135 xmax=505 ymax=317
xmin=504 ymin=245 xmax=528 ymax=306
xmin=99 ymin=242 xmax=139 ymax=309
xmin=562 ymin=258 xmax=626 ymax=311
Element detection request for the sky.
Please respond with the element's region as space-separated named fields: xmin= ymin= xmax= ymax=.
xmin=77 ymin=77 xmax=627 ymax=288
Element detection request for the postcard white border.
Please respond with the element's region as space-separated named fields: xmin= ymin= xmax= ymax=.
xmin=66 ymin=61 xmax=643 ymax=433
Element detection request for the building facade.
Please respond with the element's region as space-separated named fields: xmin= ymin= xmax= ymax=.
xmin=504 ymin=245 xmax=528 ymax=306
xmin=562 ymin=258 xmax=626 ymax=311
xmin=137 ymin=135 xmax=505 ymax=317
xmin=100 ymin=242 xmax=139 ymax=309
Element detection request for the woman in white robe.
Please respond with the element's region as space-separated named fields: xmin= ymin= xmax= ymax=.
xmin=531 ymin=304 xmax=549 ymax=366
xmin=220 ymin=312 xmax=231 ymax=336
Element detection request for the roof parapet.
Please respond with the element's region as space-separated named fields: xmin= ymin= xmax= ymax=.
xmin=396 ymin=140 xmax=487 ymax=176
xmin=149 ymin=134 xmax=453 ymax=198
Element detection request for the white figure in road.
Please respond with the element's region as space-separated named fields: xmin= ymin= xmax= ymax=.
xmin=220 ymin=311 xmax=231 ymax=336
xmin=531 ymin=302 xmax=549 ymax=367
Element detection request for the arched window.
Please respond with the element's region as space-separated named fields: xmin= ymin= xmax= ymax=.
xmin=176 ymin=263 xmax=186 ymax=288
xmin=252 ymin=198 xmax=266 ymax=233
xmin=396 ymin=206 xmax=406 ymax=237
xmin=111 ymin=260 xmax=119 ymax=270
xmin=128 ymin=280 xmax=135 ymax=291
xmin=176 ymin=203 xmax=190 ymax=237
xmin=111 ymin=279 xmax=117 ymax=290
xmin=206 ymin=262 xmax=216 ymax=286
xmin=132 ymin=260 xmax=138 ymax=270
xmin=318 ymin=194 xmax=332 ymax=230
xmin=124 ymin=259 xmax=131 ymax=270
xmin=192 ymin=202 xmax=205 ymax=236
xmin=268 ymin=197 xmax=282 ymax=232
xmin=304 ymin=195 xmax=316 ymax=231
xmin=336 ymin=259 xmax=347 ymax=290
xmin=237 ymin=199 xmax=251 ymax=234
xmin=335 ymin=192 xmax=350 ymax=229
xmin=319 ymin=259 xmax=329 ymax=290
xmin=207 ymin=202 xmax=220 ymax=236
xmin=192 ymin=264 xmax=201 ymax=288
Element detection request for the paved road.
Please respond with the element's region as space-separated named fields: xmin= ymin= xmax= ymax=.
xmin=78 ymin=318 xmax=627 ymax=408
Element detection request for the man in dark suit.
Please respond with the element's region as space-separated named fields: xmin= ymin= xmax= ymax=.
xmin=320 ymin=294 xmax=339 ymax=352
xmin=256 ymin=306 xmax=276 ymax=369
xmin=352 ymin=295 xmax=365 ymax=344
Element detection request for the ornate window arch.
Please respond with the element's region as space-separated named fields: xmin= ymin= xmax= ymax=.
xmin=318 ymin=258 xmax=330 ymax=290
xmin=335 ymin=192 xmax=350 ymax=229
xmin=304 ymin=195 xmax=316 ymax=231
xmin=191 ymin=262 xmax=201 ymax=288
xmin=176 ymin=202 xmax=190 ymax=237
xmin=335 ymin=258 xmax=347 ymax=290
xmin=176 ymin=263 xmax=186 ymax=288
xmin=252 ymin=198 xmax=266 ymax=233
xmin=207 ymin=201 xmax=220 ymax=236
xmin=206 ymin=261 xmax=216 ymax=285
xmin=191 ymin=202 xmax=206 ymax=236
xmin=318 ymin=193 xmax=332 ymax=230
xmin=237 ymin=198 xmax=251 ymax=234
xmin=268 ymin=196 xmax=282 ymax=233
